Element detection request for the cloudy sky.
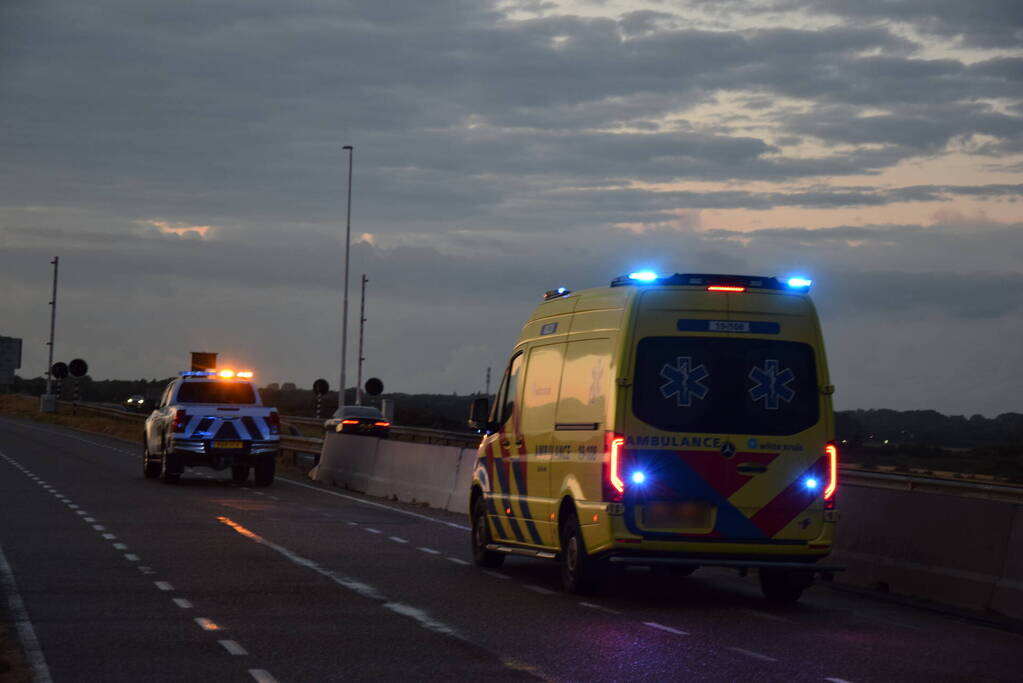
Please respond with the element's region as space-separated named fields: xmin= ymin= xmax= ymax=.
xmin=2 ymin=0 xmax=1021 ymax=416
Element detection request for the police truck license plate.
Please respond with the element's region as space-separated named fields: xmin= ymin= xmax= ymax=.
xmin=644 ymin=501 xmax=713 ymax=528
xmin=214 ymin=441 xmax=243 ymax=449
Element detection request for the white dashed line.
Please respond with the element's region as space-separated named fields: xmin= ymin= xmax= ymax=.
xmin=252 ymin=491 xmax=265 ymax=496
xmin=124 ymin=554 xmax=141 ymax=562
xmin=738 ymin=608 xmax=798 ymax=625
xmin=365 ymin=528 xmax=382 ymax=534
xmin=482 ymin=570 xmax=509 ymax=580
xmin=525 ymin=585 xmax=555 ymax=595
xmin=389 ymin=536 xmax=408 ymax=544
xmin=92 ymin=524 xmax=106 ymax=531
xmin=643 ymin=621 xmax=688 ymax=636
xmin=268 ymin=496 xmax=280 ymax=501
xmin=219 ymin=640 xmax=248 ymax=655
xmin=75 ymin=510 xmax=87 ymax=516
xmin=67 ymin=504 xmax=79 ymax=509
xmin=155 ymin=581 xmax=174 ymax=591
xmin=579 ymin=601 xmax=621 ymax=614
xmin=112 ymin=543 xmax=128 ymax=550
xmin=101 ymin=533 xmax=115 ymax=540
xmin=195 ymin=618 xmax=220 ymax=631
xmin=173 ymin=598 xmax=194 ymax=609
xmin=825 ymin=678 xmax=854 ymax=683
xmin=0 ymin=540 xmax=54 ymax=683
xmin=249 ymin=670 xmax=279 ymax=683
xmin=346 ymin=521 xmax=358 ymax=526
xmin=729 ymin=647 xmax=777 ymax=662
xmin=83 ymin=517 xmax=96 ymax=523
xmin=446 ymin=557 xmax=470 ymax=566
xmin=138 ymin=566 xmax=156 ymax=575
xmin=418 ymin=547 xmax=441 ymax=555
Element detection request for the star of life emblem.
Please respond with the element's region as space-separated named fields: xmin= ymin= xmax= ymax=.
xmin=659 ymin=356 xmax=710 ymax=407
xmin=748 ymin=359 xmax=796 ymax=410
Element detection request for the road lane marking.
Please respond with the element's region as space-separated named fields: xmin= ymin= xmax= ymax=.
xmin=738 ymin=608 xmax=798 ymax=624
xmin=365 ymin=528 xmax=382 ymax=534
xmin=525 ymin=585 xmax=555 ymax=595
xmin=0 ymin=542 xmax=54 ymax=683
xmin=447 ymin=557 xmax=470 ymax=566
xmin=277 ymin=477 xmax=471 ymax=531
xmin=101 ymin=533 xmax=115 ymax=539
xmin=67 ymin=504 xmax=79 ymax=509
xmin=579 ymin=601 xmax=621 ymax=614
xmin=113 ymin=543 xmax=128 ymax=550
xmin=173 ymin=598 xmax=194 ymax=609
xmin=643 ymin=621 xmax=688 ymax=636
xmin=483 ymin=570 xmax=510 ymax=580
xmin=217 ymin=516 xmax=465 ymax=640
xmin=124 ymin=554 xmax=141 ymax=562
xmin=825 ymin=678 xmax=854 ymax=683
xmin=83 ymin=517 xmax=96 ymax=523
xmin=268 ymin=496 xmax=281 ymax=501
xmin=249 ymin=670 xmax=279 ymax=683
xmin=138 ymin=566 xmax=156 ymax=575
xmin=195 ymin=617 xmax=221 ymax=631
xmin=728 ymin=647 xmax=777 ymax=662
xmin=219 ymin=640 xmax=248 ymax=655
xmin=418 ymin=547 xmax=441 ymax=555
xmin=75 ymin=510 xmax=87 ymax=516
xmin=155 ymin=581 xmax=174 ymax=591
xmin=389 ymin=536 xmax=408 ymax=543
xmin=92 ymin=524 xmax=106 ymax=531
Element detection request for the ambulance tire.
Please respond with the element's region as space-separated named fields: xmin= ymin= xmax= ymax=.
xmin=254 ymin=459 xmax=275 ymax=486
xmin=759 ymin=568 xmax=811 ymax=603
xmin=231 ymin=465 xmax=250 ymax=482
xmin=143 ymin=443 xmax=161 ymax=479
xmin=471 ymin=497 xmax=505 ymax=568
xmin=560 ymin=512 xmax=601 ymax=595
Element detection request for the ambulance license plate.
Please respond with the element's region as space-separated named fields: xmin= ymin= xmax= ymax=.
xmin=643 ymin=501 xmax=714 ymax=529
xmin=214 ymin=441 xmax=243 ymax=449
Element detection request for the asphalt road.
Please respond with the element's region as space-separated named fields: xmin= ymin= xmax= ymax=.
xmin=1 ymin=416 xmax=1020 ymax=682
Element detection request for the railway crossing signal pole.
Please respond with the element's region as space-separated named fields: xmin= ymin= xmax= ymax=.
xmin=356 ymin=274 xmax=367 ymax=406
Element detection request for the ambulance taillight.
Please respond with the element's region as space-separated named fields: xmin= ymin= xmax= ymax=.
xmin=172 ymin=409 xmax=188 ymax=433
xmin=824 ymin=442 xmax=838 ymax=509
xmin=603 ymin=432 xmax=626 ymax=502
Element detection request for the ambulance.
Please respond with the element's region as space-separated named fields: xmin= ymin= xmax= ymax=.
xmin=468 ymin=272 xmax=839 ymax=601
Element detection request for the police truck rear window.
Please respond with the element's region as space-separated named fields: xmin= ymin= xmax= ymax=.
xmin=632 ymin=337 xmax=819 ymax=436
xmin=177 ymin=381 xmax=257 ymax=405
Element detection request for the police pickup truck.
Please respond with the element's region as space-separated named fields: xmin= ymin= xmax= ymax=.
xmin=143 ymin=370 xmax=280 ymax=485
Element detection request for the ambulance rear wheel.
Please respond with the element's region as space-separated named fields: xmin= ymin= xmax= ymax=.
xmin=560 ymin=512 xmax=600 ymax=595
xmin=759 ymin=568 xmax=811 ymax=603
xmin=471 ymin=497 xmax=505 ymax=568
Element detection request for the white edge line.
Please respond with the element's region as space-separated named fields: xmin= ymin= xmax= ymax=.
xmin=0 ymin=543 xmax=54 ymax=683
xmin=447 ymin=557 xmax=470 ymax=565
xmin=579 ymin=601 xmax=621 ymax=614
xmin=276 ymin=476 xmax=472 ymax=530
xmin=642 ymin=621 xmax=688 ymax=636
xmin=249 ymin=670 xmax=279 ymax=683
xmin=825 ymin=678 xmax=854 ymax=683
xmin=728 ymin=646 xmax=777 ymax=662
xmin=219 ymin=639 xmax=248 ymax=655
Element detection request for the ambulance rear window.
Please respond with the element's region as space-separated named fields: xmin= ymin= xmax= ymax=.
xmin=177 ymin=381 xmax=257 ymax=405
xmin=632 ymin=337 xmax=819 ymax=436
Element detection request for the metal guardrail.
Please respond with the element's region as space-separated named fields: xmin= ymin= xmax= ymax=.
xmin=54 ymin=401 xmax=1023 ymax=502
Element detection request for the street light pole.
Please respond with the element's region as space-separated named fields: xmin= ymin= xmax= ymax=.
xmin=45 ymin=256 xmax=59 ymax=396
xmin=356 ymin=274 xmax=367 ymax=406
xmin=340 ymin=145 xmax=354 ymax=408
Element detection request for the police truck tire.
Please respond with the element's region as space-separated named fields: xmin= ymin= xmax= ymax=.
xmin=162 ymin=447 xmax=181 ymax=483
xmin=254 ymin=459 xmax=275 ymax=486
xmin=231 ymin=465 xmax=249 ymax=482
xmin=759 ymin=568 xmax=811 ymax=603
xmin=471 ymin=497 xmax=504 ymax=568
xmin=560 ymin=512 xmax=601 ymax=595
xmin=143 ymin=443 xmax=161 ymax=479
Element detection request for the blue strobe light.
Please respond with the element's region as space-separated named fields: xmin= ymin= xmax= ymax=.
xmin=628 ymin=271 xmax=659 ymax=282
xmin=805 ymin=477 xmax=819 ymax=490
xmin=631 ymin=471 xmax=647 ymax=484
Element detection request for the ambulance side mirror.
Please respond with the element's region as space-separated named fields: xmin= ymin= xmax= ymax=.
xmin=468 ymin=397 xmax=491 ymax=432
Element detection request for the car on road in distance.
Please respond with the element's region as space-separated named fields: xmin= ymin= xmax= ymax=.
xmin=324 ymin=405 xmax=391 ymax=438
xmin=143 ymin=369 xmax=280 ymax=485
xmin=468 ymin=271 xmax=839 ymax=602
xmin=123 ymin=395 xmax=148 ymax=412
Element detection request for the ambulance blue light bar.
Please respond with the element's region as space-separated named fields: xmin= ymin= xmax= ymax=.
xmin=611 ymin=272 xmax=812 ymax=292
xmin=543 ymin=287 xmax=572 ymax=301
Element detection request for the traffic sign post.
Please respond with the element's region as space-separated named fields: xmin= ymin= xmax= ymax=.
xmin=313 ymin=378 xmax=329 ymax=419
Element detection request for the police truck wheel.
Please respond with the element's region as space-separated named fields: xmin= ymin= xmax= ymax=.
xmin=759 ymin=568 xmax=811 ymax=603
xmin=162 ymin=448 xmax=181 ymax=483
xmin=231 ymin=465 xmax=249 ymax=482
xmin=143 ymin=444 xmax=161 ymax=479
xmin=560 ymin=512 xmax=600 ymax=594
xmin=471 ymin=497 xmax=504 ymax=568
xmin=254 ymin=459 xmax=275 ymax=486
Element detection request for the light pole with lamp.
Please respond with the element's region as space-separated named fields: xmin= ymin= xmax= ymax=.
xmin=340 ymin=144 xmax=354 ymax=409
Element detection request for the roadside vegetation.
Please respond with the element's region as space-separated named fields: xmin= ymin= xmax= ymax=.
xmin=0 ymin=623 xmax=31 ymax=683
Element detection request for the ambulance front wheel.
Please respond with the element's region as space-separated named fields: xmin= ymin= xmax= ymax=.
xmin=759 ymin=568 xmax=812 ymax=603
xmin=560 ymin=512 xmax=601 ymax=595
xmin=471 ymin=497 xmax=505 ymax=568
